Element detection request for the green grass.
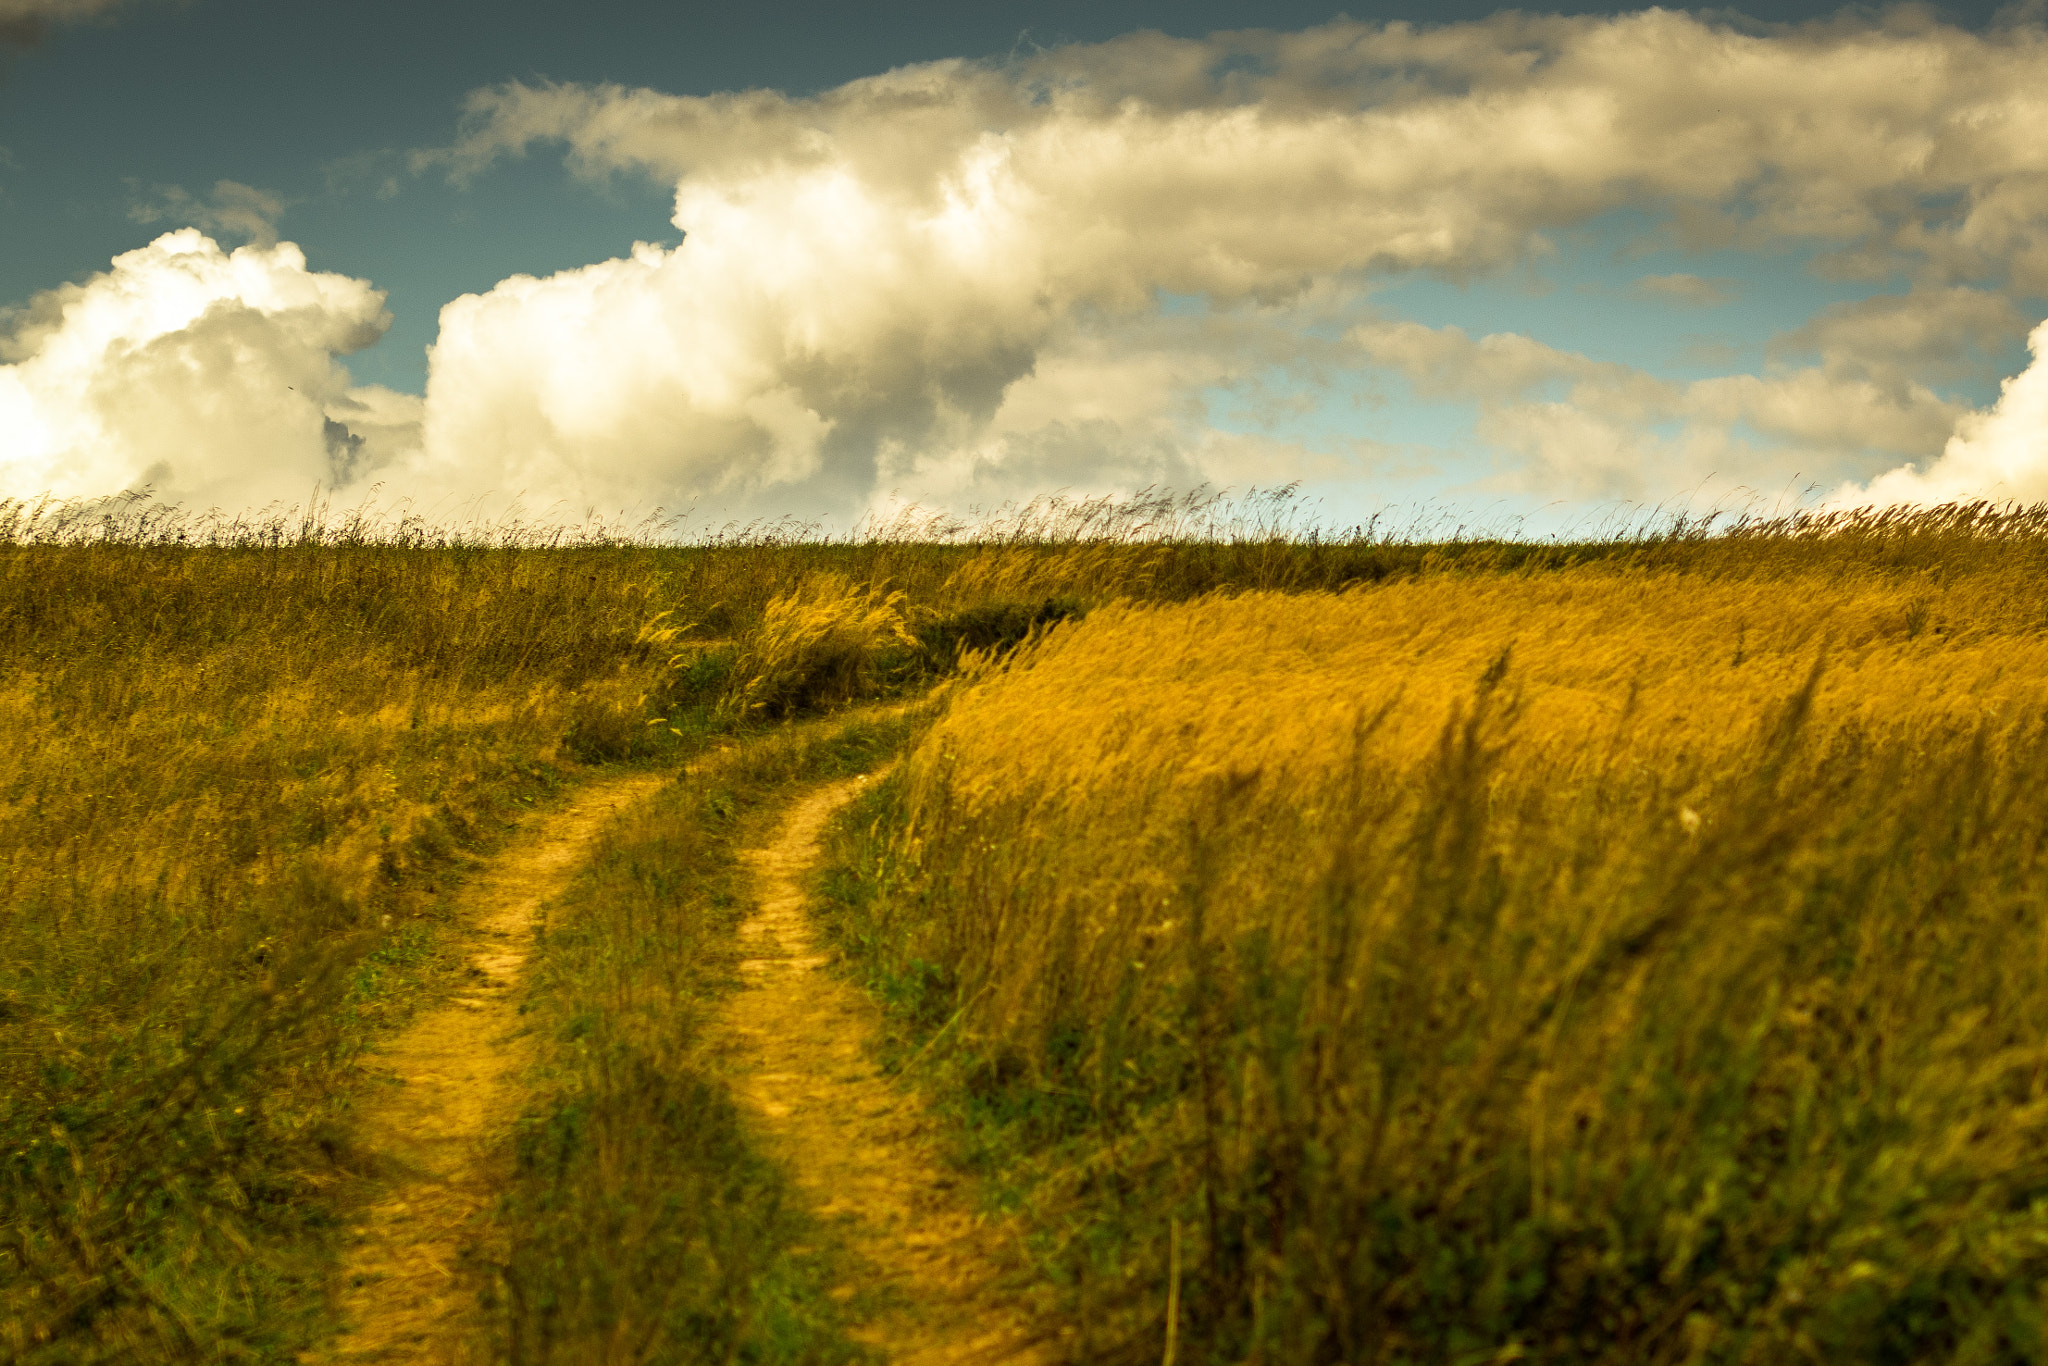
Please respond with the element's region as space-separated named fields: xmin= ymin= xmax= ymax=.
xmin=12 ymin=492 xmax=2048 ymax=1361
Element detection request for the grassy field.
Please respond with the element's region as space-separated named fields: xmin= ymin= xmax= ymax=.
xmin=6 ymin=490 xmax=2045 ymax=1362
xmin=818 ymin=505 xmax=2048 ymax=1365
xmin=0 ymin=487 xmax=1463 ymax=1360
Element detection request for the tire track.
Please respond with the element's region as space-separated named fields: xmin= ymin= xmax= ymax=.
xmin=321 ymin=771 xmax=669 ymax=1364
xmin=716 ymin=776 xmax=1048 ymax=1366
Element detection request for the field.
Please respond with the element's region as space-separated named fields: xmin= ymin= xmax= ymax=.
xmin=4 ymin=493 xmax=2046 ymax=1363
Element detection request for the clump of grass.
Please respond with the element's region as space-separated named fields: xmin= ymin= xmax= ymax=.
xmin=818 ymin=523 xmax=2048 ymax=1365
xmin=721 ymin=575 xmax=918 ymax=719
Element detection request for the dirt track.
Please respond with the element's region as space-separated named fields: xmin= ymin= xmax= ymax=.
xmin=322 ymin=772 xmax=668 ymax=1364
xmin=716 ymin=776 xmax=1049 ymax=1365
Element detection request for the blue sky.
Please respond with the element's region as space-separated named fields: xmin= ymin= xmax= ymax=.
xmin=4 ymin=0 xmax=2047 ymax=529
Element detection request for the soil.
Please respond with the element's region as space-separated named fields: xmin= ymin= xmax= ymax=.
xmin=716 ymin=776 xmax=1050 ymax=1366
xmin=320 ymin=771 xmax=669 ymax=1364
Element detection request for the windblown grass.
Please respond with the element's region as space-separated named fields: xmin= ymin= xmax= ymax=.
xmin=0 ymin=541 xmax=690 ymax=1360
xmin=718 ymin=576 xmax=919 ymax=719
xmin=819 ymin=508 xmax=2048 ymax=1365
xmin=14 ymin=485 xmax=2048 ymax=1363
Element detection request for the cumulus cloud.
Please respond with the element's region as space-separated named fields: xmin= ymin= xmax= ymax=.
xmin=1806 ymin=289 xmax=2048 ymax=505
xmin=393 ymin=10 xmax=2048 ymax=518
xmin=0 ymin=230 xmax=420 ymax=509
xmin=1849 ymin=318 xmax=2048 ymax=505
xmin=128 ymin=180 xmax=290 ymax=248
xmin=23 ymin=10 xmax=2048 ymax=519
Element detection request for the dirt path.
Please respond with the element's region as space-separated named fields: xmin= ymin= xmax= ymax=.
xmin=716 ymin=776 xmax=1049 ymax=1366
xmin=323 ymin=771 xmax=670 ymax=1364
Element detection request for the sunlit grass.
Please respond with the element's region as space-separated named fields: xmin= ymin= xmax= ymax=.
xmin=820 ymin=507 xmax=2048 ymax=1365
xmin=13 ymin=487 xmax=2048 ymax=1361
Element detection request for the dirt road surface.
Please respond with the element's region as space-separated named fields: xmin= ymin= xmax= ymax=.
xmin=323 ymin=772 xmax=668 ymax=1364
xmin=717 ymin=776 xmax=1050 ymax=1366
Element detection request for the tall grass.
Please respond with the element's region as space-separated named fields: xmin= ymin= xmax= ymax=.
xmin=14 ymin=484 xmax=2048 ymax=1362
xmin=818 ymin=516 xmax=2048 ymax=1365
xmin=0 ymin=484 xmax=1443 ymax=1359
xmin=0 ymin=490 xmax=1384 ymax=1360
xmin=0 ymin=540 xmax=693 ymax=1360
xmin=718 ymin=576 xmax=919 ymax=719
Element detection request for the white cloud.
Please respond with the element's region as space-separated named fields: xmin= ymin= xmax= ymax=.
xmin=21 ymin=11 xmax=2048 ymax=519
xmin=437 ymin=12 xmax=2048 ymax=292
xmin=0 ymin=230 xmax=419 ymax=509
xmin=1848 ymin=317 xmax=2048 ymax=505
xmin=395 ymin=10 xmax=2048 ymax=519
xmin=128 ymin=180 xmax=291 ymax=248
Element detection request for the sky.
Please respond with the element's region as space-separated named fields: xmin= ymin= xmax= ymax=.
xmin=4 ymin=0 xmax=2048 ymax=534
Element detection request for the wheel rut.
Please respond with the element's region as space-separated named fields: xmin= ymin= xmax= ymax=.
xmin=717 ymin=776 xmax=1048 ymax=1366
xmin=321 ymin=771 xmax=669 ymax=1364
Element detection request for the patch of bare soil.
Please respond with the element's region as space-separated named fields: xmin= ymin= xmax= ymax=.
xmin=319 ymin=772 xmax=669 ymax=1364
xmin=717 ymin=777 xmax=1050 ymax=1366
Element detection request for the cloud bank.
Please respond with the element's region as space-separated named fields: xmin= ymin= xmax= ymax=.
xmin=14 ymin=10 xmax=2048 ymax=520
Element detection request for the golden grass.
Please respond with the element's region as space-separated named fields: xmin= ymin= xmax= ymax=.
xmin=828 ymin=527 xmax=2048 ymax=1364
xmin=0 ymin=543 xmax=681 ymax=1360
xmin=0 ymin=502 xmax=1437 ymax=1360
xmin=18 ymin=494 xmax=2048 ymax=1362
